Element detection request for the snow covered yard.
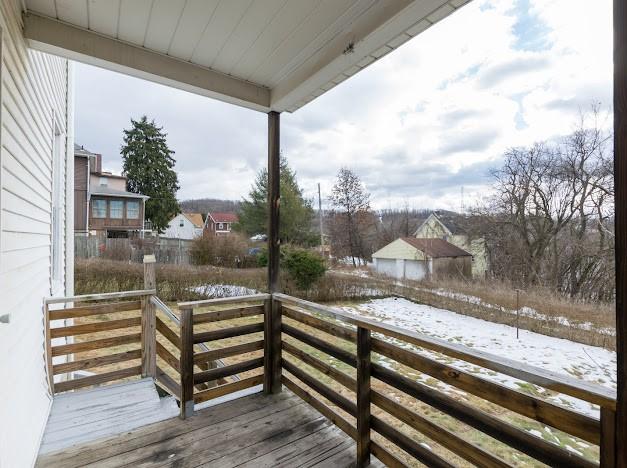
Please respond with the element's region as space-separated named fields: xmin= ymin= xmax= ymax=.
xmin=340 ymin=297 xmax=616 ymax=418
xmin=189 ymin=284 xmax=257 ymax=298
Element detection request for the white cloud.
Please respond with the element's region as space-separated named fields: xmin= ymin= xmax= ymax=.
xmin=75 ymin=0 xmax=612 ymax=211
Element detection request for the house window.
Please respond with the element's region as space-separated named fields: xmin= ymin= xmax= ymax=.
xmin=127 ymin=201 xmax=139 ymax=219
xmin=92 ymin=199 xmax=106 ymax=218
xmin=179 ymin=219 xmax=185 ymax=227
xmin=99 ymin=177 xmax=108 ymax=187
xmin=110 ymin=200 xmax=123 ymax=219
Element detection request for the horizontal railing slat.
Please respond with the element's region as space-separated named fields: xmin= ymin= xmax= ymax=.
xmin=282 ymin=358 xmax=356 ymax=416
xmin=281 ymin=375 xmax=357 ymax=439
xmin=372 ymin=362 xmax=596 ymax=468
xmin=193 ymin=305 xmax=264 ymax=324
xmin=282 ymin=323 xmax=356 ymax=367
xmin=194 ymin=340 xmax=264 ymax=364
xmin=372 ymin=337 xmax=600 ymax=444
xmin=371 ymin=415 xmax=455 ymax=468
xmin=156 ymin=366 xmax=181 ymax=399
xmin=282 ymin=341 xmax=355 ymax=390
xmin=194 ymin=357 xmax=264 ymax=384
xmin=51 ymin=333 xmax=141 ymax=357
xmin=50 ymin=317 xmax=141 ymax=339
xmin=193 ymin=374 xmax=263 ymax=404
xmin=46 ymin=289 xmax=155 ymax=305
xmin=194 ymin=323 xmax=264 ymax=344
xmin=53 ymin=366 xmax=142 ymax=393
xmin=49 ymin=301 xmax=141 ymax=320
xmin=282 ymin=306 xmax=357 ymax=343
xmin=371 ymin=391 xmax=509 ymax=468
xmin=156 ymin=317 xmax=181 ymax=350
xmin=274 ymin=293 xmax=616 ymax=409
xmin=178 ymin=293 xmax=271 ymax=309
xmin=52 ymin=349 xmax=142 ymax=375
xmin=156 ymin=341 xmax=180 ymax=373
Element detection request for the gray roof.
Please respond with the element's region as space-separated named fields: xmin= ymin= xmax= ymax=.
xmin=402 ymin=237 xmax=471 ymax=258
xmin=74 ymin=143 xmax=97 ymax=158
xmin=90 ymin=186 xmax=149 ymax=199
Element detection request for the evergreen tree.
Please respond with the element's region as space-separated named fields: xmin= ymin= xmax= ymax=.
xmin=121 ymin=116 xmax=180 ymax=233
xmin=238 ymin=156 xmax=315 ymax=245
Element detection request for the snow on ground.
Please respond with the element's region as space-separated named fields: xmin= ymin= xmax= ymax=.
xmin=190 ymin=284 xmax=257 ymax=298
xmin=340 ymin=297 xmax=616 ymax=417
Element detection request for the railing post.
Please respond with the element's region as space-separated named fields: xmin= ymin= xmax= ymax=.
xmin=141 ymin=255 xmax=157 ymax=378
xmin=600 ymin=407 xmax=617 ymax=467
xmin=264 ymin=295 xmax=282 ymax=394
xmin=180 ymin=307 xmax=194 ymax=419
xmin=356 ymin=326 xmax=371 ymax=467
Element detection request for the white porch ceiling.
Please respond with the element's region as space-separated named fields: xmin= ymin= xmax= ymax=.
xmin=23 ymin=0 xmax=470 ymax=113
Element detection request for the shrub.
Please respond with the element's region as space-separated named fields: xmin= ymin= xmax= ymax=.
xmin=190 ymin=233 xmax=254 ymax=267
xmin=283 ymin=248 xmax=326 ymax=290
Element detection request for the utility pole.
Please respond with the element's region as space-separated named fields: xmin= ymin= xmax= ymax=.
xmin=318 ymin=183 xmax=324 ymax=248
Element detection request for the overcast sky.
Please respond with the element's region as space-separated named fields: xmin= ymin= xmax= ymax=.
xmin=75 ymin=0 xmax=612 ymax=211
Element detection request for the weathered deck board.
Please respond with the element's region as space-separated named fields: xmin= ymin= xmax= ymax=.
xmin=37 ymin=389 xmax=383 ymax=468
xmin=39 ymin=378 xmax=179 ymax=455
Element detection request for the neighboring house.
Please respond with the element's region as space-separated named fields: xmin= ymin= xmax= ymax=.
xmin=372 ymin=238 xmax=472 ymax=281
xmin=414 ymin=212 xmax=489 ymax=279
xmin=164 ymin=213 xmax=204 ymax=239
xmin=74 ymin=144 xmax=149 ymax=238
xmin=0 ymin=2 xmax=74 ymax=466
xmin=205 ymin=212 xmax=238 ymax=236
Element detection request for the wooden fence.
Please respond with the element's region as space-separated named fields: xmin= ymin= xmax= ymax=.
xmin=74 ymin=236 xmax=193 ymax=264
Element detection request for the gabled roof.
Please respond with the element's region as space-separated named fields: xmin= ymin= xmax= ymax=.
xmin=183 ymin=213 xmax=204 ymax=228
xmin=402 ymin=237 xmax=471 ymax=258
xmin=208 ymin=212 xmax=239 ymax=224
xmin=90 ymin=186 xmax=149 ymax=200
xmin=415 ymin=211 xmax=468 ymax=236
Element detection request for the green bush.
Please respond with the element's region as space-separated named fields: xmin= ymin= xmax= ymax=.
xmin=283 ymin=248 xmax=326 ymax=290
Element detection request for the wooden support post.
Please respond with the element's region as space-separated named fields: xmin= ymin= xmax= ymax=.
xmin=141 ymin=255 xmax=157 ymax=378
xmin=601 ymin=407 xmax=617 ymax=468
xmin=179 ymin=307 xmax=194 ymax=419
xmin=356 ymin=326 xmax=371 ymax=467
xmin=615 ymin=1 xmax=626 ymax=465
xmin=268 ymin=111 xmax=280 ymax=293
xmin=264 ymin=297 xmax=282 ymax=394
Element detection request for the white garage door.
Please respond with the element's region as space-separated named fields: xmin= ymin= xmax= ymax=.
xmin=405 ymin=260 xmax=427 ymax=281
xmin=374 ymin=258 xmax=397 ymax=278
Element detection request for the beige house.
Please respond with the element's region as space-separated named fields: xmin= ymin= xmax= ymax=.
xmin=372 ymin=237 xmax=472 ymax=281
xmin=415 ymin=212 xmax=489 ymax=279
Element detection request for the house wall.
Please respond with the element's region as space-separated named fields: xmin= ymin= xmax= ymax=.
xmin=89 ymin=173 xmax=125 ymax=191
xmin=164 ymin=213 xmax=202 ymax=240
xmin=432 ymin=257 xmax=472 ymax=280
xmin=74 ymin=156 xmax=88 ymax=231
xmin=371 ymin=238 xmax=425 ymax=261
xmin=0 ymin=1 xmax=73 ymax=465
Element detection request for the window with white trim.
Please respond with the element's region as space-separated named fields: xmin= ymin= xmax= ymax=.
xmin=127 ymin=201 xmax=139 ymax=219
xmin=92 ymin=199 xmax=106 ymax=218
xmin=110 ymin=200 xmax=123 ymax=219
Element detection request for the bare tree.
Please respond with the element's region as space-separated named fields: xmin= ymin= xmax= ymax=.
xmin=329 ymin=168 xmax=371 ymax=266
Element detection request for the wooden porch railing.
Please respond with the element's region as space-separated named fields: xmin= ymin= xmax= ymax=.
xmin=45 ymin=290 xmax=617 ymax=467
xmin=273 ymin=293 xmax=617 ymax=468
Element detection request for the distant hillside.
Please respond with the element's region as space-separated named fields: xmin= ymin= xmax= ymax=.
xmin=180 ymin=198 xmax=241 ymax=215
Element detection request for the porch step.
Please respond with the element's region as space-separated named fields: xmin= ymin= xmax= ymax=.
xmin=39 ymin=378 xmax=179 ymax=455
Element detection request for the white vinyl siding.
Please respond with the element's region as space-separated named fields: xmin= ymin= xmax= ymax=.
xmin=0 ymin=1 xmax=73 ymax=466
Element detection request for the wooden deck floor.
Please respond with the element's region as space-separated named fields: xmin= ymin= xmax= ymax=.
xmin=39 ymin=378 xmax=179 ymax=455
xmin=37 ymin=389 xmax=382 ymax=468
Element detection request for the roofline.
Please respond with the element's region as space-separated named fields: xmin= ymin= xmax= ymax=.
xmin=90 ymin=191 xmax=149 ymax=199
xmin=414 ymin=212 xmax=453 ymax=236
